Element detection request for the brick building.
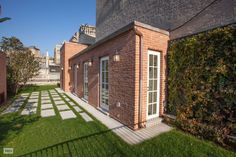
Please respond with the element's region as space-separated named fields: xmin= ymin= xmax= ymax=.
xmin=61 ymin=0 xmax=235 ymax=130
xmin=0 ymin=53 xmax=7 ymax=105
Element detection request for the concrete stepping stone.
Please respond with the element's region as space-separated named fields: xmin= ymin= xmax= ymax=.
xmin=2 ymin=106 xmax=21 ymax=115
xmin=21 ymin=94 xmax=29 ymax=98
xmin=53 ymin=98 xmax=62 ymax=101
xmin=12 ymin=101 xmax=24 ymax=107
xmin=68 ymin=101 xmax=76 ymax=106
xmin=57 ymin=105 xmax=70 ymax=111
xmin=41 ymin=104 xmax=53 ymax=110
xmin=41 ymin=109 xmax=55 ymax=117
xmin=21 ymin=110 xmax=36 ymax=115
xmin=41 ymin=97 xmax=50 ymax=100
xmin=31 ymin=94 xmax=39 ymax=97
xmin=54 ymin=101 xmax=64 ymax=105
xmin=65 ymin=98 xmax=70 ymax=101
xmin=79 ymin=112 xmax=93 ymax=122
xmin=41 ymin=94 xmax=49 ymax=96
xmin=30 ymin=96 xmax=38 ymax=99
xmin=26 ymin=102 xmax=38 ymax=108
xmin=41 ymin=100 xmax=51 ymax=104
xmin=73 ymin=106 xmax=82 ymax=112
xmin=59 ymin=110 xmax=76 ymax=120
xmin=21 ymin=107 xmax=37 ymax=115
xmin=28 ymin=99 xmax=38 ymax=103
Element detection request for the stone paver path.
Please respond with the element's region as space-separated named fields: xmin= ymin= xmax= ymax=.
xmin=54 ymin=100 xmax=64 ymax=105
xmin=57 ymin=105 xmax=70 ymax=111
xmin=1 ymin=95 xmax=28 ymax=115
xmin=59 ymin=110 xmax=76 ymax=120
xmin=79 ymin=112 xmax=93 ymax=122
xmin=41 ymin=109 xmax=55 ymax=117
xmin=41 ymin=104 xmax=53 ymax=110
xmin=2 ymin=89 xmax=80 ymax=121
xmin=73 ymin=106 xmax=82 ymax=112
xmin=21 ymin=102 xmax=38 ymax=115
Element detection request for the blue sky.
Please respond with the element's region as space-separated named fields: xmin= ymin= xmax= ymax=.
xmin=0 ymin=0 xmax=96 ymax=57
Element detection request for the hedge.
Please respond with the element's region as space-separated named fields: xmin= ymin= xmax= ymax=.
xmin=167 ymin=26 xmax=236 ymax=146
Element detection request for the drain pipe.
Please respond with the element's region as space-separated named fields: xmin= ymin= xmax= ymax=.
xmin=134 ymin=28 xmax=144 ymax=128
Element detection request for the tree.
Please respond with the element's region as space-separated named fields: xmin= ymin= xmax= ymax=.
xmin=0 ymin=37 xmax=40 ymax=94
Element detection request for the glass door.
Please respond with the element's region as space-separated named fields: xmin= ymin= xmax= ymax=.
xmin=83 ymin=62 xmax=88 ymax=100
xmin=147 ymin=50 xmax=160 ymax=119
xmin=100 ymin=56 xmax=109 ymax=111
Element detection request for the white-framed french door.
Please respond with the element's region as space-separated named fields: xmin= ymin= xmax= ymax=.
xmin=83 ymin=62 xmax=88 ymax=100
xmin=73 ymin=64 xmax=77 ymax=94
xmin=100 ymin=56 xmax=109 ymax=111
xmin=147 ymin=50 xmax=161 ymax=119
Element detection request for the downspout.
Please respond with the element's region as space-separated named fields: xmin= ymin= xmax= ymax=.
xmin=134 ymin=28 xmax=144 ymax=128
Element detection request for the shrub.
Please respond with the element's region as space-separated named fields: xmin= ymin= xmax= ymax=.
xmin=167 ymin=26 xmax=236 ymax=146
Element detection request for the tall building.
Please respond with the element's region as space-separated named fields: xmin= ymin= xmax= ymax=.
xmin=28 ymin=46 xmax=41 ymax=57
xmin=69 ymin=24 xmax=96 ymax=45
xmin=54 ymin=44 xmax=62 ymax=65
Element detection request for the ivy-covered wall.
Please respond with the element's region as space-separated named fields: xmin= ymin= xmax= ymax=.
xmin=167 ymin=26 xmax=236 ymax=145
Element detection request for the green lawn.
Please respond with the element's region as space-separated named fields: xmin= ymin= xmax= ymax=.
xmin=0 ymin=85 xmax=235 ymax=157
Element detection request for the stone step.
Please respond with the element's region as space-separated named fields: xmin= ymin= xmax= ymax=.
xmin=146 ymin=117 xmax=163 ymax=128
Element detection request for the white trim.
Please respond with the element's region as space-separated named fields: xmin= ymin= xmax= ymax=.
xmin=100 ymin=56 xmax=109 ymax=111
xmin=147 ymin=50 xmax=161 ymax=120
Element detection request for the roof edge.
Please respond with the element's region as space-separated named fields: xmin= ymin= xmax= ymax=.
xmin=70 ymin=21 xmax=169 ymax=60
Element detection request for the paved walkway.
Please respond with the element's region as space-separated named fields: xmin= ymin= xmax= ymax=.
xmin=62 ymin=90 xmax=172 ymax=145
xmin=1 ymin=89 xmax=90 ymax=121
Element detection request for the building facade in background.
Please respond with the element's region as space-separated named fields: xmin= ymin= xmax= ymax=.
xmin=0 ymin=53 xmax=7 ymax=105
xmin=54 ymin=44 xmax=62 ymax=65
xmin=28 ymin=46 xmax=41 ymax=57
xmin=61 ymin=0 xmax=235 ymax=130
xmin=28 ymin=47 xmax=60 ymax=85
xmin=69 ymin=24 xmax=96 ymax=45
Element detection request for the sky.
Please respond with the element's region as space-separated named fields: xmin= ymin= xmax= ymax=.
xmin=0 ymin=0 xmax=96 ymax=57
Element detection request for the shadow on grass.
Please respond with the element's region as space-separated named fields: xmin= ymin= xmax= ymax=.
xmin=17 ymin=125 xmax=136 ymax=157
xmin=0 ymin=114 xmax=39 ymax=145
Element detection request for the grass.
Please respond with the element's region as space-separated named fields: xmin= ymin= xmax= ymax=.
xmin=0 ymin=85 xmax=235 ymax=157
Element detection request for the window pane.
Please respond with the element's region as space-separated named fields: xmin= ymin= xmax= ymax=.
xmin=153 ymin=92 xmax=157 ymax=102
xmin=149 ymin=67 xmax=153 ymax=79
xmin=154 ymin=80 xmax=157 ymax=90
xmin=106 ymin=72 xmax=108 ymax=82
xmin=154 ymin=55 xmax=157 ymax=66
xmin=154 ymin=68 xmax=157 ymax=78
xmin=153 ymin=103 xmax=157 ymax=114
xmin=105 ymin=61 xmax=108 ymax=71
xmin=148 ymin=104 xmax=152 ymax=115
xmin=149 ymin=80 xmax=153 ymax=91
xmin=148 ymin=92 xmax=152 ymax=103
xmin=149 ymin=55 xmax=153 ymax=66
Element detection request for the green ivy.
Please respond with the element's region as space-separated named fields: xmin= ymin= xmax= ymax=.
xmin=167 ymin=26 xmax=236 ymax=146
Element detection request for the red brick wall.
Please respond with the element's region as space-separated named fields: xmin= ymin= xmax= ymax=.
xmin=68 ymin=25 xmax=169 ymax=130
xmin=70 ymin=30 xmax=137 ymax=127
xmin=60 ymin=42 xmax=88 ymax=92
xmin=134 ymin=26 xmax=169 ymax=129
xmin=0 ymin=53 xmax=7 ymax=105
